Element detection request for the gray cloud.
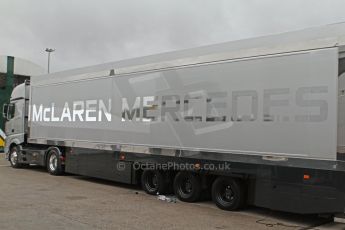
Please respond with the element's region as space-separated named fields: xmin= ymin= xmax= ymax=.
xmin=1 ymin=0 xmax=345 ymax=72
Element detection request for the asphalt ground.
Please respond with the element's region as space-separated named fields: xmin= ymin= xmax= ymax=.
xmin=0 ymin=153 xmax=343 ymax=230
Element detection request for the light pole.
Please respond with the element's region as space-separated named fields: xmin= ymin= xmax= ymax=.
xmin=45 ymin=48 xmax=55 ymax=73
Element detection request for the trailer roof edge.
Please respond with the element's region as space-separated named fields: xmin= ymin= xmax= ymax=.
xmin=32 ymin=22 xmax=345 ymax=85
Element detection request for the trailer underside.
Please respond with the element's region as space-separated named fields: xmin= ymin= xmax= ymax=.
xmin=8 ymin=144 xmax=345 ymax=215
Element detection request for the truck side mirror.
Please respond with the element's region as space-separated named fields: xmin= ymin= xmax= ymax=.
xmin=7 ymin=104 xmax=15 ymax=120
xmin=2 ymin=104 xmax=8 ymax=120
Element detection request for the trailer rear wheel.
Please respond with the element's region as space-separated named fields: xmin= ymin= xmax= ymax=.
xmin=47 ymin=149 xmax=63 ymax=175
xmin=141 ymin=170 xmax=168 ymax=195
xmin=9 ymin=146 xmax=23 ymax=168
xmin=212 ymin=177 xmax=246 ymax=211
xmin=173 ymin=172 xmax=201 ymax=202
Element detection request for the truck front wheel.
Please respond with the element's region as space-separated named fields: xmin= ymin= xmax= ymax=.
xmin=47 ymin=149 xmax=64 ymax=175
xmin=212 ymin=177 xmax=246 ymax=211
xmin=9 ymin=146 xmax=22 ymax=168
xmin=173 ymin=172 xmax=201 ymax=202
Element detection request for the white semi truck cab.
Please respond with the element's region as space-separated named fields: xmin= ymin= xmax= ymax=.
xmin=3 ymin=82 xmax=29 ymax=157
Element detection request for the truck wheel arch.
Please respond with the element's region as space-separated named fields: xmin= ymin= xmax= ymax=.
xmin=7 ymin=139 xmax=22 ymax=150
xmin=7 ymin=142 xmax=22 ymax=159
xmin=9 ymin=143 xmax=18 ymax=151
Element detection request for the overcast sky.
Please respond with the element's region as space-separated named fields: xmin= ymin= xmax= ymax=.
xmin=1 ymin=0 xmax=345 ymax=72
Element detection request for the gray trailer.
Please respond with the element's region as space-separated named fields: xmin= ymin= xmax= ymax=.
xmin=3 ymin=23 xmax=345 ymax=214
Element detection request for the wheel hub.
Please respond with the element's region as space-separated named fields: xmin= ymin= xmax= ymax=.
xmin=10 ymin=151 xmax=18 ymax=165
xmin=152 ymin=174 xmax=158 ymax=187
xmin=49 ymin=154 xmax=57 ymax=171
xmin=224 ymin=185 xmax=234 ymax=201
xmin=145 ymin=171 xmax=159 ymax=192
xmin=185 ymin=179 xmax=192 ymax=193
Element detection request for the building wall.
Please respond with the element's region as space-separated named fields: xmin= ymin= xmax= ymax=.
xmin=0 ymin=56 xmax=44 ymax=132
xmin=0 ymin=56 xmax=14 ymax=132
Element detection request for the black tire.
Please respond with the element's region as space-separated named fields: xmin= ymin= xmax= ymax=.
xmin=141 ymin=170 xmax=168 ymax=195
xmin=173 ymin=172 xmax=201 ymax=202
xmin=9 ymin=145 xmax=23 ymax=168
xmin=212 ymin=177 xmax=246 ymax=211
xmin=46 ymin=149 xmax=63 ymax=175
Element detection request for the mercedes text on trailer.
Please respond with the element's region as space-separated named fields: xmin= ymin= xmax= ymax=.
xmin=3 ymin=23 xmax=345 ymax=214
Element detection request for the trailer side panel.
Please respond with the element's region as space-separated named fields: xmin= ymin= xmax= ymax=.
xmin=29 ymin=48 xmax=338 ymax=161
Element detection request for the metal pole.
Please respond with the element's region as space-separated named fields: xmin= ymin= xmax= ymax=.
xmin=45 ymin=48 xmax=55 ymax=74
xmin=47 ymin=52 xmax=51 ymax=73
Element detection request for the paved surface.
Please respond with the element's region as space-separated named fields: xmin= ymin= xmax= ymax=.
xmin=0 ymin=153 xmax=343 ymax=230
